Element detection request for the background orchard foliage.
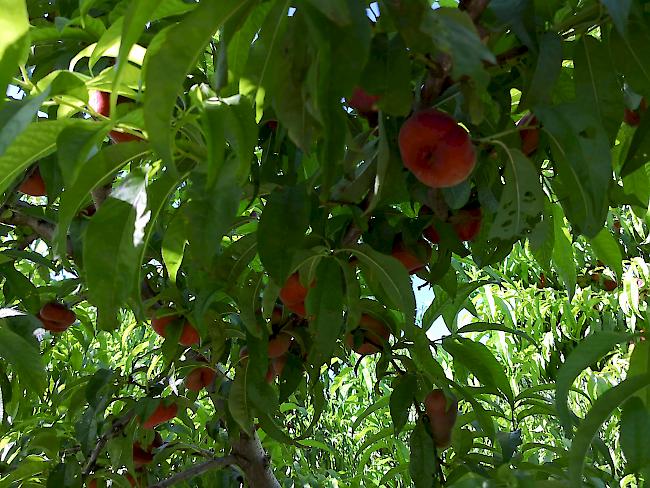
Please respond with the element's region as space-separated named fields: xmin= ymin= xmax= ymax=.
xmin=0 ymin=0 xmax=649 ymax=487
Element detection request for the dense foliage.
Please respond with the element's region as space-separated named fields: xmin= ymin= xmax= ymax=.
xmin=0 ymin=0 xmax=649 ymax=486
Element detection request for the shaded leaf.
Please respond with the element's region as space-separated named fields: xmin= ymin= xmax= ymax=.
xmin=556 ymin=331 xmax=631 ymax=431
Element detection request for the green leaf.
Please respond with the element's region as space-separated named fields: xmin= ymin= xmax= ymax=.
xmin=238 ymin=271 xmax=264 ymax=339
xmin=0 ymin=119 xmax=77 ymax=196
xmin=628 ymin=340 xmax=650 ymax=407
xmin=161 ymin=212 xmax=187 ymax=284
xmin=202 ymin=95 xmax=257 ymax=187
xmin=360 ymin=34 xmax=412 ymax=116
xmin=589 ymin=229 xmax=623 ymax=281
xmin=568 ymin=375 xmax=650 ymax=485
xmin=257 ymin=185 xmax=311 ymax=283
xmin=550 ymin=204 xmax=576 ymax=298
xmin=521 ymin=32 xmax=562 ymax=108
xmin=0 ymin=0 xmax=29 ymax=103
xmin=620 ymin=396 xmax=650 ymax=472
xmin=489 ymin=147 xmax=543 ymax=240
xmin=83 ymin=174 xmax=148 ymax=331
xmin=409 ymin=419 xmax=436 ymax=488
xmin=113 ymin=0 xmax=162 ymax=107
xmin=0 ymin=315 xmax=45 ymax=394
xmin=349 ymin=244 xmax=416 ymax=328
xmin=602 ymin=0 xmax=632 ymax=36
xmin=538 ymin=104 xmax=610 ymax=237
xmin=610 ymin=11 xmax=650 ymax=99
xmin=351 ymin=394 xmax=390 ymax=432
xmin=228 ymin=371 xmax=252 ymax=433
xmin=306 ymin=259 xmax=344 ymax=368
xmin=144 ymin=0 xmax=253 ymax=165
xmin=0 ymin=91 xmax=49 ymax=157
xmin=457 ymin=321 xmax=539 ymax=349
xmin=55 ymin=141 xmax=150 ymax=256
xmin=529 ymin=202 xmax=554 ymax=272
xmin=574 ymin=36 xmax=624 ymax=142
xmin=304 ymin=0 xmax=351 ymax=26
xmin=422 ymin=8 xmax=495 ymax=83
xmin=442 ymin=337 xmax=514 ymax=402
xmin=621 ymin=109 xmax=650 ymax=177
xmin=488 ymin=0 xmax=536 ymax=50
xmin=183 ymin=168 xmax=241 ymax=272
xmin=56 ymin=120 xmax=108 ymax=187
xmin=390 ymin=374 xmax=417 ymax=435
xmin=556 ymin=331 xmax=631 ymax=431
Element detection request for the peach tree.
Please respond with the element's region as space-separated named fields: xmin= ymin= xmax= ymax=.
xmin=0 ymin=0 xmax=648 ymax=486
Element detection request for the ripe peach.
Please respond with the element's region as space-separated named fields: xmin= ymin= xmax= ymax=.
xmin=133 ymin=431 xmax=162 ymax=467
xmin=517 ymin=113 xmax=540 ymax=156
xmin=151 ymin=314 xmax=200 ymax=346
xmin=345 ymin=314 xmax=391 ymax=355
xmin=18 ymin=168 xmax=46 ymax=196
xmin=391 ymin=238 xmax=431 ymax=274
xmin=424 ymin=389 xmax=458 ymax=448
xmin=268 ymin=333 xmax=292 ymax=359
xmin=37 ymin=302 xmax=76 ymax=333
xmin=603 ymin=279 xmax=618 ymax=292
xmin=88 ymin=90 xmax=142 ymax=143
xmin=142 ymin=401 xmax=178 ymax=429
xmin=265 ymin=354 xmax=287 ymax=383
xmin=185 ymin=366 xmax=216 ymax=392
xmin=279 ymin=273 xmax=313 ymax=317
xmin=88 ymin=479 xmax=97 ymax=488
xmin=348 ymin=87 xmax=380 ymax=115
xmin=451 ymin=207 xmax=481 ymax=242
xmin=624 ymin=98 xmax=647 ymax=126
xmin=398 ymin=109 xmax=476 ymax=188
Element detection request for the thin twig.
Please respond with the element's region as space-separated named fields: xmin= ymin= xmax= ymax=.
xmin=82 ymin=410 xmax=136 ymax=476
xmin=150 ymin=455 xmax=237 ymax=487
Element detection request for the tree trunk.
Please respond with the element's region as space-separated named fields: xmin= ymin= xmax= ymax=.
xmin=232 ymin=431 xmax=281 ymax=488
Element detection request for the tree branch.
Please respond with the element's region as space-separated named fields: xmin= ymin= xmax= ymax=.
xmin=0 ymin=207 xmax=75 ymax=256
xmin=420 ymin=0 xmax=492 ymax=107
xmin=91 ymin=183 xmax=112 ymax=210
xmin=82 ymin=410 xmax=136 ymax=476
xmin=458 ymin=0 xmax=491 ymax=22
xmin=231 ymin=431 xmax=281 ymax=488
xmin=150 ymin=455 xmax=237 ymax=488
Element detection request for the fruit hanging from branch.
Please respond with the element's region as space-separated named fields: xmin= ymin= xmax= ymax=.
xmin=18 ymin=167 xmax=47 ymax=197
xmin=142 ymin=401 xmax=178 ymax=429
xmin=424 ymin=389 xmax=458 ymax=448
xmin=517 ymin=113 xmax=540 ymax=156
xmin=37 ymin=302 xmax=76 ymax=333
xmin=151 ymin=313 xmax=200 ymax=346
xmin=345 ymin=314 xmax=391 ymax=355
xmin=88 ymin=90 xmax=143 ymax=143
xmin=399 ymin=109 xmax=476 ymax=188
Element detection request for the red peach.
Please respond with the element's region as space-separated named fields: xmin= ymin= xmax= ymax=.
xmin=151 ymin=314 xmax=200 ymax=346
xmin=185 ymin=366 xmax=216 ymax=392
xmin=391 ymin=238 xmax=431 ymax=274
xmin=265 ymin=354 xmax=288 ymax=383
xmin=88 ymin=90 xmax=142 ymax=143
xmin=398 ymin=109 xmax=476 ymax=188
xmin=451 ymin=208 xmax=482 ymax=242
xmin=268 ymin=333 xmax=292 ymax=358
xmin=18 ymin=168 xmax=46 ymax=196
xmin=624 ymin=98 xmax=647 ymax=126
xmin=424 ymin=389 xmax=458 ymax=448
xmin=142 ymin=401 xmax=178 ymax=429
xmin=279 ymin=273 xmax=313 ymax=317
xmin=517 ymin=113 xmax=540 ymax=156
xmin=348 ymin=87 xmax=380 ymax=115
xmin=38 ymin=302 xmax=76 ymax=333
xmin=345 ymin=314 xmax=391 ymax=355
